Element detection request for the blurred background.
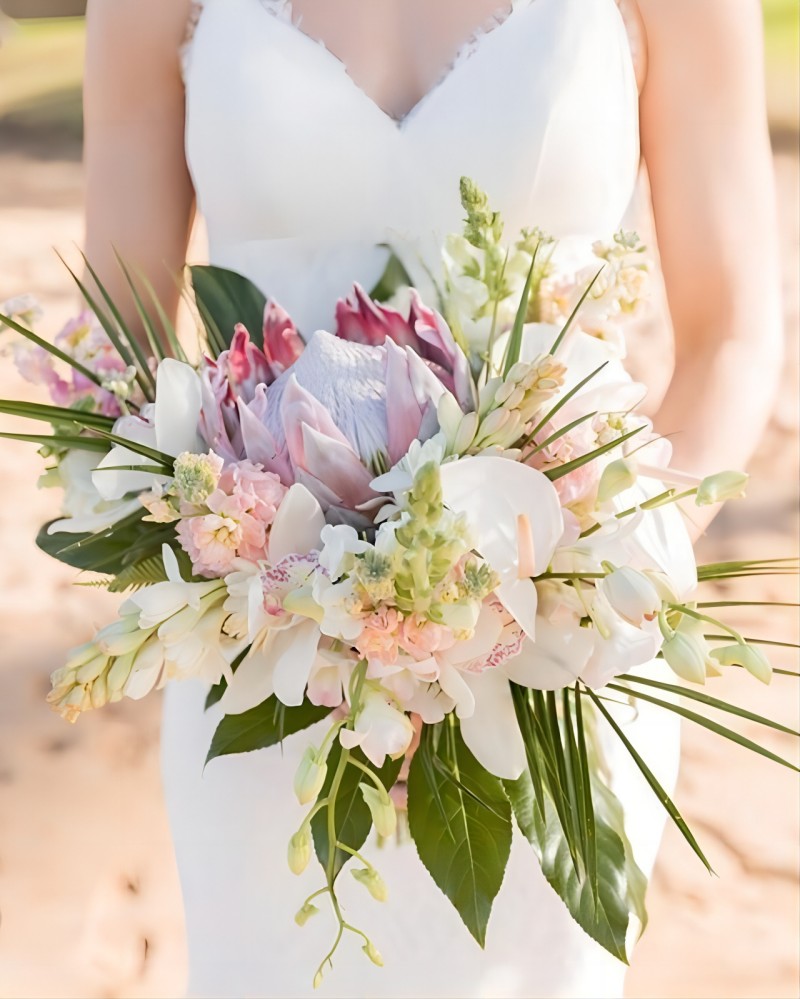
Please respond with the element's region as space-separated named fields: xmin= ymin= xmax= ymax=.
xmin=0 ymin=4 xmax=798 ymax=998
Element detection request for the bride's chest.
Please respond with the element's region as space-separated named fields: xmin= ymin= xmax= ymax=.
xmin=184 ymin=0 xmax=640 ymax=243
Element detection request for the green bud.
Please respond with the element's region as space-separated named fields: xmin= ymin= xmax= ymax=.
xmin=597 ymin=459 xmax=637 ymax=503
xmin=351 ymin=866 xmax=389 ymax=902
xmin=294 ymin=902 xmax=319 ymax=927
xmin=360 ymin=783 xmax=397 ymax=838
xmin=287 ymin=827 xmax=312 ymax=875
xmin=362 ymin=940 xmax=384 ymax=967
xmin=313 ymin=971 xmax=324 ymax=989
xmin=293 ymin=746 xmax=328 ymax=805
xmin=710 ymin=643 xmax=772 ymax=685
xmin=696 ymin=470 xmax=749 ymax=506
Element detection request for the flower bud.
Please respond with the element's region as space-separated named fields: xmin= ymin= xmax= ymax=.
xmin=710 ymin=643 xmax=772 ymax=685
xmin=661 ymin=624 xmax=712 ymax=685
xmin=362 ymin=941 xmax=384 ymax=967
xmin=601 ymin=567 xmax=661 ymax=626
xmin=293 ymin=746 xmax=328 ymax=805
xmin=313 ymin=971 xmax=324 ymax=989
xmin=696 ymin=470 xmax=749 ymax=506
xmin=351 ymin=866 xmax=388 ymax=902
xmin=294 ymin=901 xmax=319 ymax=927
xmin=597 ymin=459 xmax=637 ymax=503
xmin=287 ymin=827 xmax=312 ymax=875
xmin=360 ymin=783 xmax=397 ymax=838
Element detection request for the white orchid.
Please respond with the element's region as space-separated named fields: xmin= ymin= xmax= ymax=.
xmin=92 ymin=359 xmax=204 ymax=502
xmin=339 ymin=686 xmax=415 ymax=768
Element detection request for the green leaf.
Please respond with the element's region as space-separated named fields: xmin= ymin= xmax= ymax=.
xmin=504 ymin=767 xmax=636 ymax=963
xmin=369 ymin=247 xmax=413 ymax=302
xmin=407 ymin=723 xmax=512 ymax=947
xmin=502 ymin=248 xmax=538 ymax=377
xmin=605 ymin=682 xmax=800 ymax=772
xmin=584 ymin=687 xmax=714 ymax=872
xmin=36 ymin=510 xmax=175 ymax=575
xmin=206 ymin=695 xmax=329 ymax=764
xmin=545 ymin=426 xmax=645 ymax=482
xmin=549 ymin=267 xmax=605 ymax=355
xmin=0 ymin=399 xmax=115 ymax=429
xmin=311 ymin=743 xmax=403 ymax=877
xmin=0 ymin=431 xmax=110 ymax=452
xmin=620 ymin=672 xmax=800 ymax=737
xmin=190 ymin=264 xmax=268 ymax=352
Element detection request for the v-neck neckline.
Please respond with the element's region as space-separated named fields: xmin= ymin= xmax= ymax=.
xmin=256 ymin=0 xmax=532 ymax=130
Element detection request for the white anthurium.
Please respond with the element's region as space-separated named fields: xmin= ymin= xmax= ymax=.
xmin=93 ymin=359 xmax=204 ymax=501
xmin=48 ymin=449 xmax=142 ymax=535
xmin=219 ymin=485 xmax=327 ymax=716
xmin=439 ymin=456 xmax=564 ymax=640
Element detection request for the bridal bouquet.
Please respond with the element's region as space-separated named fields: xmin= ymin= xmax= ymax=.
xmin=2 ymin=180 xmax=797 ymax=985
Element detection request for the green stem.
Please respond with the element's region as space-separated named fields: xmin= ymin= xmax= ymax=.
xmin=348 ymin=756 xmax=390 ymax=797
xmin=335 ymin=841 xmax=373 ymax=868
xmin=670 ymin=604 xmax=746 ymax=644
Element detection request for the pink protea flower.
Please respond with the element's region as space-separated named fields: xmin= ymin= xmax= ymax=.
xmin=335 ymin=284 xmax=474 ymax=409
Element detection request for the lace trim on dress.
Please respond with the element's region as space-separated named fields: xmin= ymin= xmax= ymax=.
xmin=253 ymin=0 xmax=526 ymax=125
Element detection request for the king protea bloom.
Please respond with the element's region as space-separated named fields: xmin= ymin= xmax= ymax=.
xmin=335 ymin=283 xmax=475 ymax=410
xmin=239 ymin=330 xmax=453 ymax=524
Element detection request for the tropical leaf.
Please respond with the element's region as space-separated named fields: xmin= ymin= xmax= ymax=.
xmin=0 ymin=313 xmax=105 ymax=390
xmin=584 ymin=687 xmax=713 ymax=872
xmin=545 ymin=426 xmax=644 ymax=482
xmin=206 ymin=695 xmax=330 ymax=764
xmin=504 ymin=766 xmax=638 ymax=963
xmin=190 ymin=264 xmax=267 ymax=353
xmin=407 ymin=723 xmax=512 ymax=947
xmin=0 ymin=399 xmax=115 ymax=429
xmin=107 ymin=554 xmax=169 ymax=592
xmin=605 ymin=682 xmax=800 ymax=772
xmin=311 ymin=743 xmax=403 ymax=878
xmin=369 ymin=247 xmax=413 ymax=302
xmin=36 ymin=511 xmax=173 ymax=575
xmin=0 ymin=431 xmax=109 ymax=453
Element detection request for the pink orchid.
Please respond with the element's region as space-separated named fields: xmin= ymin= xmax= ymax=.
xmin=335 ymin=284 xmax=474 ymax=409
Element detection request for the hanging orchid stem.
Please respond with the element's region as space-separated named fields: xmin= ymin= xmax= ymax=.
xmin=669 ymin=603 xmax=746 ymax=645
xmin=348 ymin=754 xmax=389 ymax=796
xmin=335 ymin=841 xmax=373 ymax=868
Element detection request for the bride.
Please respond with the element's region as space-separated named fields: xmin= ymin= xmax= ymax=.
xmin=81 ymin=0 xmax=781 ymax=996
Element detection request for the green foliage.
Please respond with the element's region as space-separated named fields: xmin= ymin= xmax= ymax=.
xmin=369 ymin=248 xmax=413 ymax=302
xmin=407 ymin=722 xmax=512 ymax=947
xmin=190 ymin=265 xmax=268 ymax=354
xmin=504 ymin=687 xmax=647 ymax=962
xmin=35 ymin=511 xmax=173 ymax=575
xmin=206 ymin=695 xmax=330 ymax=764
xmin=311 ymin=743 xmax=402 ymax=877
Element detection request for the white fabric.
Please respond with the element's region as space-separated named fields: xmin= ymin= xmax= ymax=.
xmin=164 ymin=1 xmax=681 ymax=996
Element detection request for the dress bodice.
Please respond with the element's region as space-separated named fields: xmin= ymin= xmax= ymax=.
xmin=184 ymin=0 xmax=639 ymax=334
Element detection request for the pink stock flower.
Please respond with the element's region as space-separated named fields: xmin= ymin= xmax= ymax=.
xmin=12 ymin=311 xmax=129 ymax=417
xmin=356 ymin=608 xmax=403 ymax=666
xmin=399 ymin=615 xmax=457 ymax=660
xmin=176 ymin=460 xmax=288 ymax=576
xmin=335 ymin=284 xmax=474 ymax=409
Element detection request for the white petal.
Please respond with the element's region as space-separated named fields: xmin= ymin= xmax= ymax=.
xmin=580 ymin=615 xmax=661 ymax=689
xmin=496 ymin=577 xmax=538 ymax=641
xmin=440 ymin=456 xmax=564 ymax=577
xmin=437 ymin=662 xmax=475 ymax=718
xmin=154 ymin=359 xmax=204 ymax=457
xmin=219 ymin=642 xmax=276 ymax=716
xmin=272 ymin=618 xmax=320 ymax=707
xmin=460 ymin=670 xmax=526 ymax=779
xmin=504 ymin=619 xmax=594 ymax=690
xmin=269 ymin=484 xmax=326 ymax=562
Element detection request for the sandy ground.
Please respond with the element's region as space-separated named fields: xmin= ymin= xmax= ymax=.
xmin=0 ymin=146 xmax=797 ymax=999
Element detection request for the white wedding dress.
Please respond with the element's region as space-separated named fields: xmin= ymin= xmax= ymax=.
xmin=163 ymin=1 xmax=681 ymax=996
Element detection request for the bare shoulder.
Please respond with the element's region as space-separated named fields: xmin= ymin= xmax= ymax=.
xmin=85 ymin=0 xmax=194 ymax=102
xmin=615 ymin=0 xmax=647 ymax=91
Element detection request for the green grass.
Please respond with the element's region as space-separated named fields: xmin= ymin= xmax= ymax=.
xmin=0 ymin=6 xmax=796 ymax=138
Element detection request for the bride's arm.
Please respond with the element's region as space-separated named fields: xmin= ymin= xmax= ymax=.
xmin=637 ymin=0 xmax=782 ymax=533
xmin=83 ymin=0 xmax=195 ymax=331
